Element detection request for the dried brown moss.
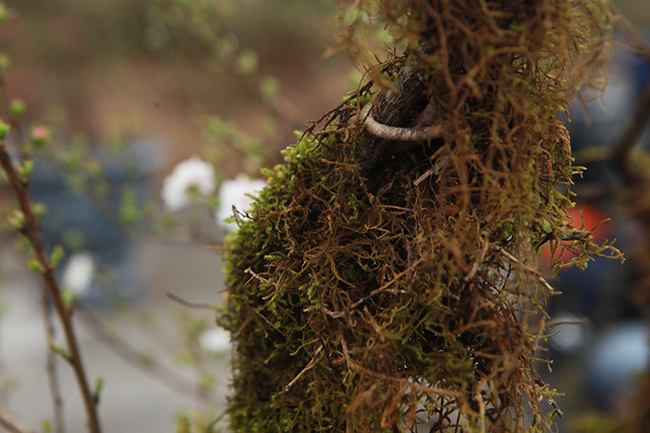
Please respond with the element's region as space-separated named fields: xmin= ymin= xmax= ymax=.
xmin=220 ymin=1 xmax=619 ymax=431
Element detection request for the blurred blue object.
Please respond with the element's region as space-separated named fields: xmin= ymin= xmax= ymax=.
xmin=586 ymin=321 xmax=650 ymax=412
xmin=29 ymin=138 xmax=163 ymax=306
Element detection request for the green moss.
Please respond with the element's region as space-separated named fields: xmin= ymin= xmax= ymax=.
xmin=219 ymin=1 xmax=620 ymax=432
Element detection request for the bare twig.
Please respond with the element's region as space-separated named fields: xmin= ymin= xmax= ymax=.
xmin=609 ymin=8 xmax=650 ymax=185
xmin=75 ymin=303 xmax=212 ymax=404
xmin=40 ymin=293 xmax=65 ymax=433
xmin=166 ymin=292 xmax=217 ymax=311
xmin=609 ymin=77 xmax=650 ymax=185
xmin=0 ymin=404 xmax=38 ymax=433
xmin=207 ymin=407 xmax=229 ymax=430
xmin=612 ymin=4 xmax=650 ymax=66
xmin=0 ymin=144 xmax=102 ymax=432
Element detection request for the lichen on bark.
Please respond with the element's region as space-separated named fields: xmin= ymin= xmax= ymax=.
xmin=219 ymin=1 xmax=620 ymax=432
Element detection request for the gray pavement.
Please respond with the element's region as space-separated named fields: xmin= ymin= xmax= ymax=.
xmin=0 ymin=239 xmax=230 ymax=432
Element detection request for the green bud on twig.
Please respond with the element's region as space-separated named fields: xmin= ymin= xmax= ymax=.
xmin=31 ymin=202 xmax=47 ymax=219
xmin=50 ymin=245 xmax=65 ymax=268
xmin=94 ymin=378 xmax=104 ymax=399
xmin=0 ymin=119 xmax=9 ymax=141
xmin=0 ymin=4 xmax=10 ymax=26
xmin=7 ymin=209 xmax=24 ymax=230
xmin=236 ymin=49 xmax=258 ymax=77
xmin=19 ymin=159 xmax=33 ymax=183
xmin=14 ymin=237 xmax=33 ymax=254
xmin=260 ymin=76 xmax=280 ymax=102
xmin=0 ymin=54 xmax=10 ymax=73
xmin=41 ymin=419 xmax=52 ymax=433
xmin=9 ymin=99 xmax=26 ymax=120
xmin=27 ymin=258 xmax=46 ymax=274
xmin=49 ymin=343 xmax=73 ymax=363
xmin=61 ymin=288 xmax=75 ymax=310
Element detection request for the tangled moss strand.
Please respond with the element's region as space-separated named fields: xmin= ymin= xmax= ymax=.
xmin=220 ymin=1 xmax=619 ymax=432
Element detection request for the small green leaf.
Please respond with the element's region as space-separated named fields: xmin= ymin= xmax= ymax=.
xmin=41 ymin=419 xmax=52 ymax=433
xmin=0 ymin=119 xmax=9 ymax=140
xmin=7 ymin=209 xmax=24 ymax=230
xmin=94 ymin=377 xmax=104 ymax=396
xmin=260 ymin=76 xmax=280 ymax=102
xmin=49 ymin=343 xmax=72 ymax=362
xmin=0 ymin=4 xmax=10 ymax=26
xmin=119 ymin=187 xmax=143 ymax=225
xmin=9 ymin=99 xmax=25 ymax=119
xmin=236 ymin=49 xmax=258 ymax=76
xmin=0 ymin=54 xmax=10 ymax=74
xmin=31 ymin=202 xmax=47 ymax=219
xmin=14 ymin=236 xmax=33 ymax=254
xmin=19 ymin=159 xmax=33 ymax=182
xmin=61 ymin=289 xmax=75 ymax=309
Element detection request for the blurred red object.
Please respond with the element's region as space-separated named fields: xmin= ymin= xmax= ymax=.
xmin=540 ymin=200 xmax=612 ymax=269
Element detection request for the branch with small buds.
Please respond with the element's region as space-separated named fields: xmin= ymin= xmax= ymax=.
xmin=0 ymin=128 xmax=102 ymax=433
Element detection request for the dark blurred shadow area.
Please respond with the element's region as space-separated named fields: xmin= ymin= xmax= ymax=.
xmin=540 ymin=18 xmax=650 ymax=428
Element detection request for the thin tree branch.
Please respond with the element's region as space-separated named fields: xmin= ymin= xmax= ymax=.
xmin=609 ymin=77 xmax=650 ymax=185
xmin=609 ymin=8 xmax=650 ymax=186
xmin=0 ymin=77 xmax=66 ymax=432
xmin=611 ymin=4 xmax=650 ymax=66
xmin=40 ymin=293 xmax=65 ymax=433
xmin=75 ymin=303 xmax=213 ymax=405
xmin=0 ymin=143 xmax=102 ymax=432
xmin=166 ymin=292 xmax=216 ymax=311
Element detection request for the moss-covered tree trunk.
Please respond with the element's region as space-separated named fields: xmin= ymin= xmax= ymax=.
xmin=221 ymin=1 xmax=618 ymax=432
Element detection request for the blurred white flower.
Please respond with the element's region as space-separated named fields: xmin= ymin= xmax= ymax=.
xmin=62 ymin=251 xmax=95 ymax=296
xmin=161 ymin=156 xmax=216 ymax=212
xmin=199 ymin=327 xmax=231 ymax=354
xmin=216 ymin=173 xmax=267 ymax=230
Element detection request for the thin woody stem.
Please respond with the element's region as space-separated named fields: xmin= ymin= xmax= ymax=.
xmin=40 ymin=291 xmax=65 ymax=433
xmin=609 ymin=6 xmax=650 ymax=185
xmin=0 ymin=146 xmax=102 ymax=433
xmin=75 ymin=302 xmax=213 ymax=404
xmin=0 ymin=76 xmax=66 ymax=432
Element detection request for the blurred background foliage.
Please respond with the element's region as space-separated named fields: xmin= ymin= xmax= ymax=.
xmin=0 ymin=0 xmax=354 ymax=179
